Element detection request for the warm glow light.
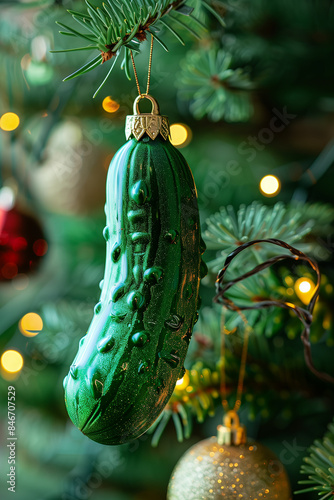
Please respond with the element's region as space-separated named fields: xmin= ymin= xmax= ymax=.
xmin=1 ymin=350 xmax=23 ymax=373
xmin=170 ymin=123 xmax=192 ymax=148
xmin=295 ymin=277 xmax=316 ymax=305
xmin=299 ymin=281 xmax=311 ymax=293
xmin=19 ymin=312 xmax=43 ymax=337
xmin=0 ymin=112 xmax=20 ymax=132
xmin=224 ymin=326 xmax=237 ymax=335
xmin=284 ymin=276 xmax=294 ymax=286
xmin=259 ymin=175 xmax=281 ymax=197
xmin=175 ymin=371 xmax=190 ymax=391
xmin=102 ymin=96 xmax=120 ymax=113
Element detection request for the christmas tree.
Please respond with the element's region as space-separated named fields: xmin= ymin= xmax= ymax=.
xmin=1 ymin=1 xmax=334 ymax=499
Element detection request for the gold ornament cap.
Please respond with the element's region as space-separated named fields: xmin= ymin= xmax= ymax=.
xmin=125 ymin=94 xmax=170 ymax=141
xmin=217 ymin=410 xmax=247 ymax=446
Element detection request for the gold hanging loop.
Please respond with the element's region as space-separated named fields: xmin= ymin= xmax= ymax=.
xmin=133 ymin=94 xmax=160 ymax=116
xmin=126 ymin=93 xmax=169 ymax=141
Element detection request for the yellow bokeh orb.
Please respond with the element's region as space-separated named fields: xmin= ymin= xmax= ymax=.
xmin=1 ymin=350 xmax=24 ymax=373
xmin=0 ymin=112 xmax=20 ymax=132
xmin=19 ymin=312 xmax=43 ymax=337
xmin=170 ymin=123 xmax=192 ymax=148
xmin=299 ymin=281 xmax=311 ymax=293
xmin=259 ymin=175 xmax=281 ymax=197
xmin=295 ymin=277 xmax=316 ymax=305
xmin=102 ymin=96 xmax=120 ymax=113
xmin=175 ymin=371 xmax=190 ymax=391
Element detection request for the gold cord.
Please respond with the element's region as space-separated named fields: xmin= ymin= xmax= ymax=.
xmin=130 ymin=50 xmax=141 ymax=96
xmin=130 ymin=33 xmax=154 ymax=97
xmin=220 ymin=307 xmax=251 ymax=413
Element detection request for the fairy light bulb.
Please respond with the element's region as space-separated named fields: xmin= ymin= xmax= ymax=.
xmin=19 ymin=312 xmax=43 ymax=337
xmin=1 ymin=350 xmax=24 ymax=374
xmin=259 ymin=175 xmax=281 ymax=197
xmin=295 ymin=277 xmax=316 ymax=305
xmin=0 ymin=113 xmax=20 ymax=132
xmin=102 ymin=96 xmax=120 ymax=113
xmin=299 ymin=281 xmax=311 ymax=293
xmin=175 ymin=371 xmax=190 ymax=391
xmin=170 ymin=123 xmax=192 ymax=148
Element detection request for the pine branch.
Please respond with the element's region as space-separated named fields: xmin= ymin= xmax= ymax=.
xmin=204 ymin=201 xmax=318 ymax=271
xmin=148 ymin=366 xmax=221 ymax=446
xmin=147 ymin=308 xmax=327 ymax=446
xmin=177 ymin=44 xmax=254 ymax=122
xmin=297 ymin=420 xmax=334 ymax=499
xmin=53 ymin=0 xmax=225 ymax=95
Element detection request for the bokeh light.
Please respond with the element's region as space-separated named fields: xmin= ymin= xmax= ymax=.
xmin=102 ymin=96 xmax=120 ymax=113
xmin=259 ymin=175 xmax=281 ymax=197
xmin=1 ymin=350 xmax=24 ymax=373
xmin=170 ymin=123 xmax=192 ymax=148
xmin=19 ymin=312 xmax=43 ymax=337
xmin=33 ymin=239 xmax=48 ymax=257
xmin=21 ymin=53 xmax=31 ymax=71
xmin=0 ymin=112 xmax=20 ymax=132
xmin=224 ymin=326 xmax=237 ymax=335
xmin=175 ymin=371 xmax=190 ymax=391
xmin=295 ymin=277 xmax=316 ymax=305
xmin=31 ymin=36 xmax=48 ymax=61
xmin=299 ymin=281 xmax=311 ymax=293
xmin=0 ymin=186 xmax=16 ymax=210
xmin=1 ymin=263 xmax=18 ymax=280
xmin=12 ymin=274 xmax=29 ymax=291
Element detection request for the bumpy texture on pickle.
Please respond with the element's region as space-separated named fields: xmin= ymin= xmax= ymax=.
xmin=64 ymin=134 xmax=207 ymax=445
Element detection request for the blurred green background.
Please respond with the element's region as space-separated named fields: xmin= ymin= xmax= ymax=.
xmin=0 ymin=1 xmax=334 ymax=499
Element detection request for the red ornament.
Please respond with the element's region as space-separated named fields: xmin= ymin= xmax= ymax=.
xmin=0 ymin=206 xmax=47 ymax=282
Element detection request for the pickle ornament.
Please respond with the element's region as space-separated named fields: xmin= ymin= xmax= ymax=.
xmin=63 ymin=95 xmax=207 ymax=445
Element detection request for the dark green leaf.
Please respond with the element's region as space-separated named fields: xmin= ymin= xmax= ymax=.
xmin=67 ymin=9 xmax=91 ymax=20
xmin=159 ymin=19 xmax=185 ymax=45
xmin=175 ymin=4 xmax=194 ymax=15
xmin=56 ymin=22 xmax=96 ymax=42
xmin=169 ymin=13 xmax=201 ymax=39
xmin=72 ymin=16 xmax=100 ymax=37
xmin=93 ymin=52 xmax=119 ymax=97
xmin=150 ymin=30 xmax=169 ymax=51
xmin=63 ymin=55 xmax=102 ymax=81
xmin=202 ymin=1 xmax=226 ymax=26
xmin=50 ymin=46 xmax=98 ymax=53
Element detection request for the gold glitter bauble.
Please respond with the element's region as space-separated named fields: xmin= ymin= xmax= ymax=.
xmin=167 ymin=437 xmax=292 ymax=500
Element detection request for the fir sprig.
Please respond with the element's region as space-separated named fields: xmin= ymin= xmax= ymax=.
xmin=53 ymin=0 xmax=224 ymax=96
xmin=147 ymin=320 xmax=321 ymax=445
xmin=297 ymin=419 xmax=334 ymax=499
xmin=204 ymin=201 xmax=315 ymax=271
xmin=148 ymin=365 xmax=221 ymax=446
xmin=177 ymin=46 xmax=253 ymax=122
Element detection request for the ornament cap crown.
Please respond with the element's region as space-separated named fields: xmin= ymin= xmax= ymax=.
xmin=217 ymin=410 xmax=247 ymax=446
xmin=125 ymin=94 xmax=170 ymax=141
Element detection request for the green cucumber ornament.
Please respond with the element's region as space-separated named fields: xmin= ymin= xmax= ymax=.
xmin=63 ymin=92 xmax=207 ymax=445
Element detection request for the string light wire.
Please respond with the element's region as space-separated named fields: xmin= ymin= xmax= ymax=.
xmin=214 ymin=238 xmax=334 ymax=385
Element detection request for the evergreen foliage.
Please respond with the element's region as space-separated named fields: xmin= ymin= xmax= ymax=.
xmin=297 ymin=419 xmax=334 ymax=500
xmin=53 ymin=0 xmax=224 ymax=95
